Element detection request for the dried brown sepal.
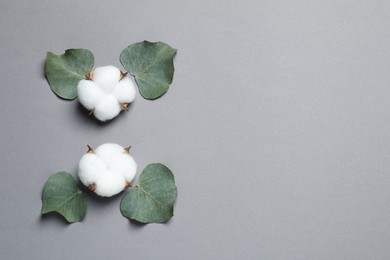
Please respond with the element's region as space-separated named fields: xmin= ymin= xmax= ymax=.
xmin=120 ymin=71 xmax=128 ymax=80
xmin=89 ymin=183 xmax=96 ymax=192
xmin=125 ymin=181 xmax=132 ymax=189
xmin=88 ymin=110 xmax=94 ymax=117
xmin=85 ymin=71 xmax=94 ymax=80
xmin=87 ymin=144 xmax=94 ymax=153
xmin=121 ymin=103 xmax=129 ymax=111
xmin=124 ymin=146 xmax=131 ymax=153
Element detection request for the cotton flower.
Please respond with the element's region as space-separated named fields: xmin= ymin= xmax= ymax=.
xmin=78 ymin=143 xmax=137 ymax=197
xmin=77 ymin=66 xmax=136 ymax=121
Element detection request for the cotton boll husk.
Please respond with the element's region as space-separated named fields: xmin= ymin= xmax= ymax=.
xmin=78 ymin=153 xmax=107 ymax=186
xmin=94 ymin=171 xmax=127 ymax=197
xmin=113 ymin=77 xmax=136 ymax=103
xmin=77 ymin=80 xmax=105 ymax=110
xmin=93 ymin=66 xmax=120 ymax=94
xmin=93 ymin=94 xmax=121 ymax=121
xmin=108 ymin=154 xmax=137 ymax=183
xmin=95 ymin=143 xmax=124 ymax=163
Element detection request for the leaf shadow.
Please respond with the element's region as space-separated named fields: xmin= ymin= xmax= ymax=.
xmin=41 ymin=58 xmax=46 ymax=79
xmin=125 ymin=218 xmax=176 ymax=229
xmin=38 ymin=212 xmax=72 ymax=227
xmin=127 ymin=219 xmax=147 ymax=229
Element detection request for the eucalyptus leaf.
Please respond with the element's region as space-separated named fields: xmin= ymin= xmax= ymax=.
xmin=120 ymin=163 xmax=178 ymax=223
xmin=120 ymin=41 xmax=176 ymax=100
xmin=41 ymin=172 xmax=87 ymax=223
xmin=45 ymin=49 xmax=94 ymax=100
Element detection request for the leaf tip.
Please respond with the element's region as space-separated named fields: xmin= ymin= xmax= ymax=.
xmin=46 ymin=51 xmax=54 ymax=57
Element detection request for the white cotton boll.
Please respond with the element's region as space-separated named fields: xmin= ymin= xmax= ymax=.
xmin=93 ymin=94 xmax=121 ymax=121
xmin=94 ymin=171 xmax=126 ymax=197
xmin=93 ymin=66 xmax=121 ymax=94
xmin=113 ymin=77 xmax=136 ymax=103
xmin=77 ymin=80 xmax=105 ymax=110
xmin=109 ymin=154 xmax=137 ymax=183
xmin=78 ymin=153 xmax=107 ymax=186
xmin=77 ymin=143 xmax=138 ymax=197
xmin=95 ymin=143 xmax=124 ymax=162
xmin=77 ymin=65 xmax=137 ymax=122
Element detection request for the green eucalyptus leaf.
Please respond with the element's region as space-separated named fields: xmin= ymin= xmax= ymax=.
xmin=120 ymin=41 xmax=177 ymax=100
xmin=45 ymin=49 xmax=94 ymax=100
xmin=120 ymin=163 xmax=178 ymax=223
xmin=41 ymin=172 xmax=87 ymax=223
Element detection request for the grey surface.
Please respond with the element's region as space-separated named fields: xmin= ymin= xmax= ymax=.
xmin=1 ymin=0 xmax=390 ymax=259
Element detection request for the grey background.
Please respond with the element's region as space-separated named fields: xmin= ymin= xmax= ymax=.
xmin=1 ymin=0 xmax=390 ymax=259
